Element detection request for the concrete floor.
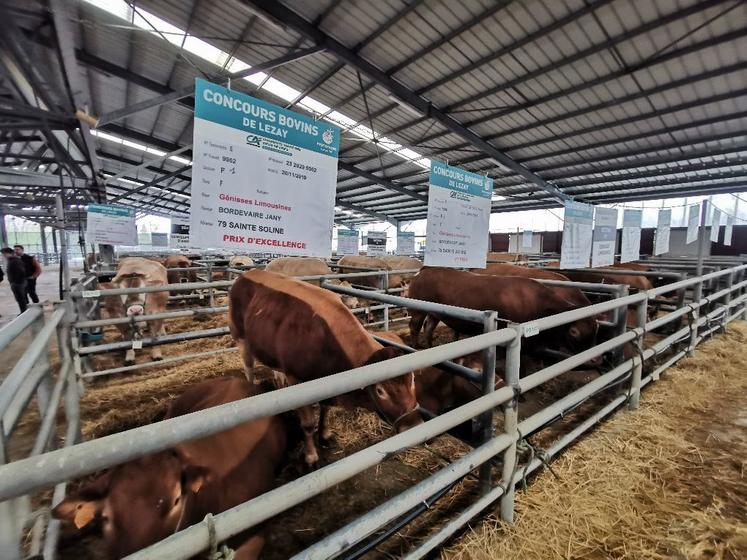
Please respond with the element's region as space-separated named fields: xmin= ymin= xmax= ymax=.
xmin=0 ymin=265 xmax=83 ymax=327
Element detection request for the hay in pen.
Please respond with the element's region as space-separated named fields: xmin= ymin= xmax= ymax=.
xmin=443 ymin=321 xmax=747 ymax=560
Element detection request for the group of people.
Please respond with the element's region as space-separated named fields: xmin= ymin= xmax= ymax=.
xmin=0 ymin=245 xmax=42 ymax=315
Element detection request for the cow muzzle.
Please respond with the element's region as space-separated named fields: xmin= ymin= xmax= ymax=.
xmin=126 ymin=304 xmax=145 ymax=316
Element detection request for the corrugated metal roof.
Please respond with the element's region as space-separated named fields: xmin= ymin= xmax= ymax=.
xmin=1 ymin=0 xmax=746 ymax=225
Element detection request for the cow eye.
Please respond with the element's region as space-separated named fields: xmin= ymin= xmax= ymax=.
xmin=173 ymin=496 xmax=181 ymax=508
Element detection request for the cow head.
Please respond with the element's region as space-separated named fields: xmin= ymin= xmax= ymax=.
xmin=564 ymin=316 xmax=599 ymax=354
xmin=52 ymin=451 xmax=210 ymax=559
xmin=364 ymin=346 xmax=423 ymax=432
xmin=113 ymin=272 xmax=148 ymax=317
xmin=338 ymin=281 xmax=359 ymax=309
xmin=399 ymin=278 xmax=413 ymax=298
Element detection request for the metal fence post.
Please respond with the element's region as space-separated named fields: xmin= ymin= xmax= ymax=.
xmin=477 ymin=311 xmax=498 ymax=494
xmin=207 ymin=263 xmax=215 ymax=307
xmin=723 ymin=270 xmax=734 ymax=330
xmin=629 ymin=298 xmax=647 ymax=408
xmin=500 ymin=324 xmax=521 ymax=522
xmin=383 ymin=271 xmax=390 ymax=331
xmin=610 ymin=285 xmax=629 ymax=365
xmin=689 ymin=278 xmax=703 ymax=353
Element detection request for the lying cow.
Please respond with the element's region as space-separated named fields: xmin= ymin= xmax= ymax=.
xmin=471 ymin=263 xmax=591 ymax=308
xmin=100 ymin=257 xmax=169 ymax=364
xmin=229 ymin=270 xmax=422 ymax=467
xmin=229 ymin=255 xmax=255 ymax=268
xmin=53 ymin=377 xmax=286 ymax=559
xmin=408 ymin=268 xmax=598 ymax=358
xmin=265 ymin=256 xmax=359 ymax=309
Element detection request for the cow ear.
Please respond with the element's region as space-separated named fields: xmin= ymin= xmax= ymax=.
xmin=364 ymin=347 xmax=402 ymax=366
xmin=182 ymin=465 xmax=211 ymax=494
xmin=52 ymin=473 xmax=110 ymax=528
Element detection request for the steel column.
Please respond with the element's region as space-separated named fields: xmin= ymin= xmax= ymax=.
xmin=499 ymin=325 xmax=521 ymax=521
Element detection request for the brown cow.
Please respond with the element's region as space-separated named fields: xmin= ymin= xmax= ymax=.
xmin=381 ymin=255 xmax=423 ymax=296
xmin=408 ymin=268 xmax=598 ymax=356
xmin=52 ymin=377 xmax=286 ymax=559
xmin=265 ymin=256 xmax=359 ymax=309
xmin=101 ymin=257 xmax=169 ymax=364
xmin=229 ymin=270 xmax=422 ymax=466
xmin=337 ymin=255 xmax=390 ymax=289
xmin=471 ymin=263 xmax=591 ymax=308
xmin=163 ymin=254 xmax=197 ymax=289
xmin=486 ymin=252 xmax=526 ymax=263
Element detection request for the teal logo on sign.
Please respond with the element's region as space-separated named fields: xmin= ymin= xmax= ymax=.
xmin=195 ymin=78 xmax=340 ymax=158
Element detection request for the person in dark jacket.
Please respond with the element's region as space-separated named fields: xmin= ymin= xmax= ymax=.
xmin=2 ymin=247 xmax=27 ymax=313
xmin=14 ymin=245 xmax=41 ymax=303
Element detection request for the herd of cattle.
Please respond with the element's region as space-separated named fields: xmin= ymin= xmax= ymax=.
xmin=58 ymin=254 xmax=665 ymax=558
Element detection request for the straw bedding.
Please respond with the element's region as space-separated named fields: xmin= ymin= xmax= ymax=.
xmin=443 ymin=321 xmax=747 ymax=560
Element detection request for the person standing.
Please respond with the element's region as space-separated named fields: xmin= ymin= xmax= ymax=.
xmin=14 ymin=245 xmax=42 ymax=304
xmin=2 ymin=247 xmax=28 ymax=313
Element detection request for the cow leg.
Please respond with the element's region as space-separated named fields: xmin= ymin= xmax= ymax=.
xmin=150 ymin=320 xmax=165 ymax=360
xmin=234 ymin=533 xmax=265 ymax=560
xmin=237 ymin=339 xmax=257 ymax=383
xmin=297 ymin=403 xmax=320 ymax=468
xmin=409 ymin=311 xmax=426 ymax=346
xmin=319 ymin=404 xmax=334 ymax=443
xmin=125 ymin=348 xmax=135 ymax=364
xmin=423 ymin=314 xmax=439 ymax=348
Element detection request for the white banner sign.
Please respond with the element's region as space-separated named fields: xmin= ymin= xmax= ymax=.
xmin=686 ymin=203 xmax=700 ymax=244
xmin=724 ymin=216 xmax=734 ymax=246
xmin=86 ymin=204 xmax=138 ymax=246
xmin=560 ymin=201 xmax=594 ymax=269
xmin=367 ymin=231 xmax=387 ymax=256
xmin=710 ymin=208 xmax=721 ymax=242
xmin=170 ymin=217 xmax=191 ymax=251
xmin=654 ymin=208 xmax=672 ymax=256
xmin=397 ymin=231 xmax=415 ymax=255
xmin=336 ymin=228 xmax=358 ymax=255
xmin=521 ymin=229 xmax=533 ymax=249
xmin=591 ymin=207 xmax=618 ymax=268
xmin=620 ymin=209 xmax=642 ymax=263
xmin=424 ymin=161 xmax=492 ymax=268
xmin=190 ymin=79 xmax=340 ymax=255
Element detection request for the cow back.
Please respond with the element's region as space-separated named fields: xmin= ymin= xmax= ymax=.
xmin=265 ymin=256 xmax=332 ymax=278
xmin=229 ymin=270 xmax=381 ymax=381
xmin=337 ymin=255 xmax=389 ymax=288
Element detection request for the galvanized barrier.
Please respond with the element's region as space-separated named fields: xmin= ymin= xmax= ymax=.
xmin=0 ymin=260 xmax=744 ymax=560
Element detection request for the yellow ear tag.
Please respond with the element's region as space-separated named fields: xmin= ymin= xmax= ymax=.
xmin=74 ymin=502 xmax=97 ymax=529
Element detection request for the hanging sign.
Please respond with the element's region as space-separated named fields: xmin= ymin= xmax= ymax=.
xmin=424 ymin=161 xmax=492 ymax=268
xmin=170 ymin=217 xmax=191 ymax=251
xmin=86 ymin=204 xmax=138 ymax=246
xmin=686 ymin=203 xmax=700 ymax=244
xmin=591 ymin=207 xmax=618 ymax=268
xmin=367 ymin=231 xmax=387 ymax=256
xmin=521 ymin=230 xmax=533 ymax=249
xmin=559 ymin=200 xmax=594 ymax=269
xmin=710 ymin=208 xmax=721 ymax=242
xmin=151 ymin=232 xmax=168 ymax=247
xmin=724 ymin=216 xmax=734 ymax=246
xmin=189 ymin=78 xmax=340 ymax=255
xmin=620 ymin=209 xmax=642 ymax=263
xmin=397 ymin=231 xmax=415 ymax=255
xmin=337 ymin=228 xmax=358 ymax=255
xmin=653 ymin=208 xmax=671 ymax=256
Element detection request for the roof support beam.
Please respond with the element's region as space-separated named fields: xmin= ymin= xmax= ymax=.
xmin=336 ymin=201 xmax=397 ymax=226
xmin=242 ymin=0 xmax=569 ymax=203
xmin=95 ymin=45 xmax=326 ymax=127
xmin=103 ymin=145 xmax=191 ymax=184
xmin=107 ymin=164 xmax=192 ymax=203
xmin=337 ymin=161 xmax=427 ymax=203
xmin=49 ymin=0 xmax=106 ymax=200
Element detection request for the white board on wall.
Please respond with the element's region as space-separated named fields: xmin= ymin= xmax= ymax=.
xmin=367 ymin=231 xmax=387 ymax=256
xmin=560 ymin=201 xmax=594 ymax=269
xmin=424 ymin=161 xmax=492 ymax=268
xmin=653 ymin=208 xmax=672 ymax=256
xmin=170 ymin=217 xmax=190 ymax=250
xmin=591 ymin=207 xmax=617 ymax=268
xmin=724 ymin=216 xmax=734 ymax=246
xmin=189 ymin=79 xmax=340 ymax=256
xmin=397 ymin=231 xmax=415 ymax=255
xmin=86 ymin=204 xmax=138 ymax=246
xmin=620 ymin=209 xmax=642 ymax=263
xmin=686 ymin=203 xmax=701 ymax=244
xmin=710 ymin=208 xmax=721 ymax=242
xmin=337 ymin=228 xmax=358 ymax=255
